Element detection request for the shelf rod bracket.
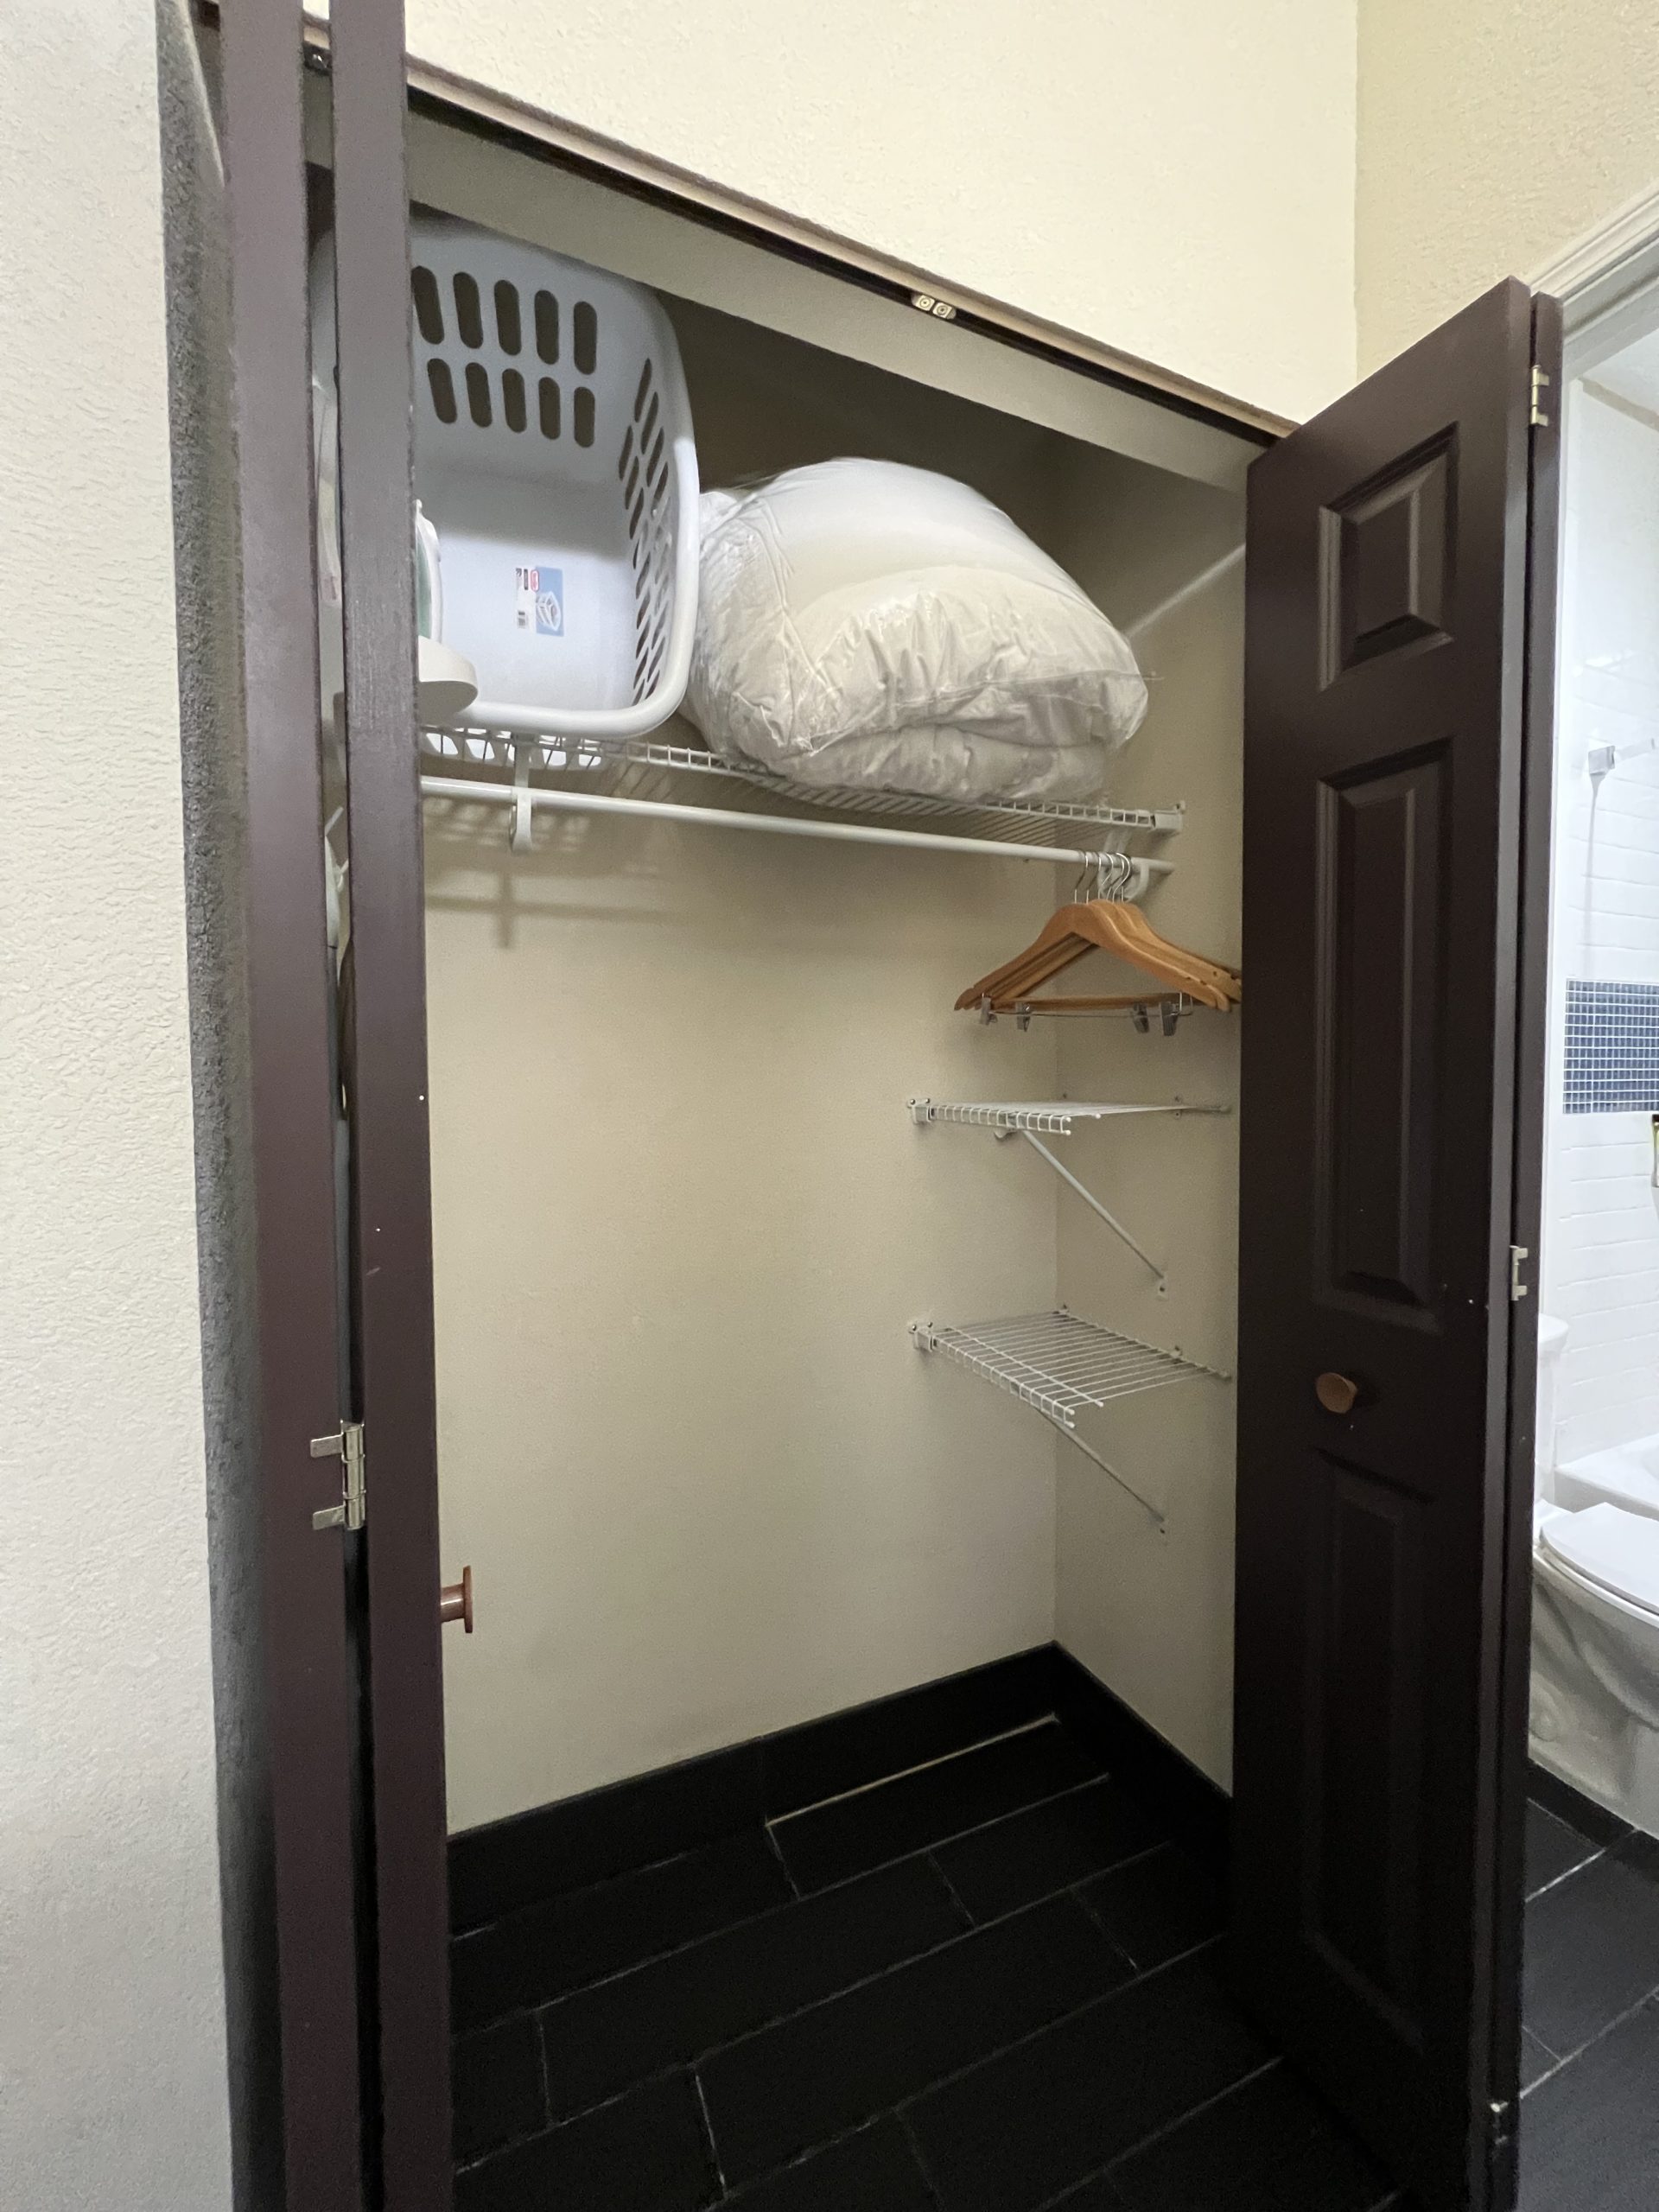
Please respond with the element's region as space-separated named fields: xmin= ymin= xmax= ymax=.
xmin=1037 ymin=1408 xmax=1167 ymax=1534
xmin=1008 ymin=1128 xmax=1166 ymax=1287
xmin=510 ymin=741 xmax=534 ymax=854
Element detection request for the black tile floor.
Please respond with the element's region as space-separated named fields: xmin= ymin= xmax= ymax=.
xmin=453 ymin=1719 xmax=1405 ymax=2211
xmin=1519 ymin=1777 xmax=1659 ymax=2211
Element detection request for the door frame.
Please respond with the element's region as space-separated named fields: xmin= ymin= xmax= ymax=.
xmin=1487 ymin=289 xmax=1564 ymax=2207
xmin=218 ymin=3 xmax=366 ymax=2202
xmin=225 ymin=16 xmax=1288 ymax=2204
xmin=327 ymin=2 xmax=455 ymax=2204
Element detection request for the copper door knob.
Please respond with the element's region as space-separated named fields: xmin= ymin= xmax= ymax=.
xmin=440 ymin=1565 xmax=474 ymax=1633
xmin=1315 ymin=1372 xmax=1361 ymax=1416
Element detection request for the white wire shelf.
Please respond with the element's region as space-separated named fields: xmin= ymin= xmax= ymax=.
xmin=912 ymin=1309 xmax=1227 ymax=1426
xmin=912 ymin=1309 xmax=1229 ymax=1531
xmin=908 ymin=1098 xmax=1224 ymax=1135
xmin=421 ymin=728 xmax=1184 ymax=846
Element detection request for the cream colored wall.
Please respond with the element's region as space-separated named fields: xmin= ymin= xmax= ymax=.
xmin=0 ymin=2 xmax=233 ymax=2202
xmin=431 ymin=334 xmax=1083 ymax=1833
xmin=1050 ymin=466 xmax=1245 ymax=1789
xmin=388 ymin=0 xmax=1357 ymax=423
xmin=1357 ymin=0 xmax=1659 ymax=367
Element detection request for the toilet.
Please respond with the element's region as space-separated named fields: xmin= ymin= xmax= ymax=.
xmin=1530 ymin=1313 xmax=1659 ymax=1837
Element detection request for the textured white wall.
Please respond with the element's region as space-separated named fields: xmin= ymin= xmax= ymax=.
xmin=392 ymin=0 xmax=1357 ymax=423
xmin=1541 ymin=379 xmax=1659 ymax=1465
xmin=0 ymin=4 xmax=232 ymax=2204
xmin=1357 ymin=0 xmax=1659 ymax=368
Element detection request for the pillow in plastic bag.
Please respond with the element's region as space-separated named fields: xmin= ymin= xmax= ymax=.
xmin=683 ymin=460 xmax=1147 ymax=803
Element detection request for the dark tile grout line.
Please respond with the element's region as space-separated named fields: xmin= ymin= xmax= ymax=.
xmin=1519 ymin=1810 xmax=1659 ymax=2101
xmin=1027 ymin=2054 xmax=1285 ymax=2212
xmin=896 ymin=2103 xmax=951 ymax=2210
xmin=922 ymin=1846 xmax=979 ymax=1931
xmin=690 ymin=2068 xmax=729 ymax=2198
xmin=456 ymin=1893 xmax=1215 ymax=2181
xmin=454 ymin=1713 xmax=1090 ymax=1945
xmin=760 ymin=1816 xmax=801 ymax=1901
xmin=1521 ymin=1978 xmax=1659 ymax=2099
xmin=1524 ymin=1841 xmax=1608 ymax=1909
xmin=766 ymin=1713 xmax=1063 ymax=1829
xmin=533 ymin=1845 xmax=1173 ymax=2090
xmin=763 ymin=1755 xmax=1113 ymax=1886
xmin=456 ymin=1767 xmax=1134 ymax=2037
xmin=1071 ymin=1842 xmax=1178 ymax=1966
xmin=709 ymin=2113 xmax=953 ymax=2210
xmin=882 ymin=1936 xmax=1224 ymax=2130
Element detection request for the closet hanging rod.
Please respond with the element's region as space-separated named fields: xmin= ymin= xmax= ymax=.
xmin=421 ymin=776 xmax=1177 ymax=884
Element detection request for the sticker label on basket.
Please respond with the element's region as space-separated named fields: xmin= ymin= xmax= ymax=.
xmin=514 ymin=563 xmax=564 ymax=638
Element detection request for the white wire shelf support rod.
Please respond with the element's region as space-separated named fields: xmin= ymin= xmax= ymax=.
xmin=1014 ymin=1127 xmax=1165 ymax=1287
xmin=421 ymin=775 xmax=1178 ymax=884
xmin=910 ymin=1098 xmax=1230 ymax=1287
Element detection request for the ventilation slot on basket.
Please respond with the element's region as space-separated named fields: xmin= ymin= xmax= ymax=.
xmin=411 ymin=265 xmax=444 ymax=344
xmin=622 ymin=357 xmax=677 ymax=702
xmin=427 ymin=359 xmax=458 ymax=424
xmin=453 ymin=270 xmax=484 ymax=349
xmin=535 ymin=289 xmax=559 ymax=364
xmin=493 ymin=281 xmax=522 ymax=355
xmin=502 ymin=368 xmax=527 ymax=433
xmin=465 ymin=363 xmax=492 ymax=427
xmin=574 ymin=387 xmax=595 ymax=448
xmin=538 ymin=378 xmax=561 ymax=440
xmin=574 ymin=301 xmax=598 ymax=376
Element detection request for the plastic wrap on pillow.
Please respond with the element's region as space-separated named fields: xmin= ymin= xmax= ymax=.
xmin=683 ymin=459 xmax=1147 ymax=804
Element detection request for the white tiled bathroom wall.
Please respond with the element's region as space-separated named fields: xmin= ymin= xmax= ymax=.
xmin=1543 ymin=378 xmax=1659 ymax=1465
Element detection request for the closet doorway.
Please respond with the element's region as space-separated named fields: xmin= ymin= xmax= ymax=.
xmin=216 ymin=6 xmax=1564 ymax=2210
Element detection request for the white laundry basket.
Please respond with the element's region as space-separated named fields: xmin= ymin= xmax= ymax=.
xmin=311 ymin=216 xmax=700 ymax=741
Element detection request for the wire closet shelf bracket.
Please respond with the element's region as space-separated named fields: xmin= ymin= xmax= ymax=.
xmin=912 ymin=1310 xmax=1229 ymax=1533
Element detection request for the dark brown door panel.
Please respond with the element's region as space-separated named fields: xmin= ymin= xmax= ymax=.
xmin=1234 ymin=276 xmax=1559 ymax=2212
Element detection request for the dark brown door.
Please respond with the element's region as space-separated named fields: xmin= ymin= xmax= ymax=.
xmin=328 ymin=3 xmax=455 ymax=2206
xmin=219 ymin=4 xmax=367 ymax=2202
xmin=1233 ymin=277 xmax=1560 ymax=2212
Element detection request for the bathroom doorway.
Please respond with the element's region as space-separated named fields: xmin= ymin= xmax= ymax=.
xmin=1519 ymin=283 xmax=1659 ymax=2207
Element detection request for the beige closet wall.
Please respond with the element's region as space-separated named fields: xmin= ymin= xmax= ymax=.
xmin=1357 ymin=0 xmax=1659 ymax=367
xmin=0 ymin=2 xmax=233 ymax=2202
xmin=376 ymin=0 xmax=1358 ymax=423
xmin=1051 ymin=472 xmax=1245 ymax=1791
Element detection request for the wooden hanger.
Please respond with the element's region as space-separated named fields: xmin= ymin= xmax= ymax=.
xmin=956 ymin=898 xmax=1241 ymax=1016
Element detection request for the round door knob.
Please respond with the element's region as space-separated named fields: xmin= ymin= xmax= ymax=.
xmin=1315 ymin=1372 xmax=1361 ymax=1416
xmin=440 ymin=1565 xmax=474 ymax=1633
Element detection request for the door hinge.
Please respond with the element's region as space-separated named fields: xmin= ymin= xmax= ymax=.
xmin=1530 ymin=365 xmax=1551 ymax=428
xmin=1510 ymin=1244 xmax=1530 ymax=1302
xmin=310 ymin=1421 xmax=365 ymax=1532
